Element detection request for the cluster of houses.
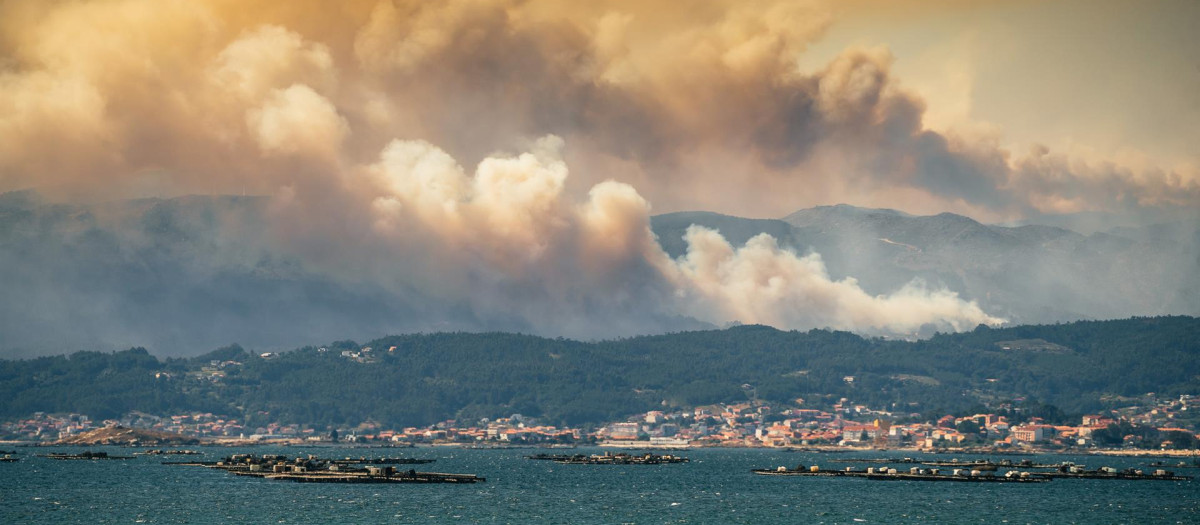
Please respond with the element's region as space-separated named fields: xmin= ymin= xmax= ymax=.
xmin=333 ymin=416 xmax=582 ymax=444
xmin=589 ymin=396 xmax=1199 ymax=450
xmin=124 ymin=412 xmax=249 ymax=438
xmin=319 ymin=345 xmax=398 ymax=364
xmin=5 ymin=395 xmax=1198 ymax=449
xmin=0 ymin=412 xmax=93 ymax=441
xmin=178 ymin=359 xmax=245 ymax=383
xmin=0 ymin=411 xmax=252 ymax=441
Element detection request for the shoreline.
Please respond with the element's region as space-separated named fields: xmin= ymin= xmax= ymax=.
xmin=6 ymin=437 xmax=1197 ymax=458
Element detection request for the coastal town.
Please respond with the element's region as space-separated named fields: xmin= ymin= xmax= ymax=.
xmin=5 ymin=393 xmax=1198 ymax=453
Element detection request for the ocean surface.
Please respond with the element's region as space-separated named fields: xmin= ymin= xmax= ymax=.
xmin=1 ymin=446 xmax=1197 ymax=524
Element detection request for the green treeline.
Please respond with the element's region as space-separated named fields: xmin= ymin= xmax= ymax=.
xmin=0 ymin=316 xmax=1196 ymax=429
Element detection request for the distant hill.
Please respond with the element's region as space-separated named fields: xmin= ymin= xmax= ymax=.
xmin=652 ymin=204 xmax=1200 ymax=326
xmin=1 ymin=190 xmax=1196 ymax=356
xmin=0 ymin=191 xmax=434 ymax=355
xmin=1 ymin=317 xmax=1196 ymax=429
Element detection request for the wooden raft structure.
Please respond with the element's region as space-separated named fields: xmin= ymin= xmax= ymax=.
xmin=229 ymin=469 xmax=485 ymax=483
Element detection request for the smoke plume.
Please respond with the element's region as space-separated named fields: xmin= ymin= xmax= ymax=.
xmin=0 ymin=0 xmax=1192 ymax=353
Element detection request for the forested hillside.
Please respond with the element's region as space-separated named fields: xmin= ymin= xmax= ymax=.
xmin=1 ymin=317 xmax=1196 ymax=428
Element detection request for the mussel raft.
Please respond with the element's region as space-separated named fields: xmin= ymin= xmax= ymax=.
xmin=528 ymin=452 xmax=689 ymax=465
xmin=174 ymin=453 xmax=483 ymax=484
xmin=1037 ymin=465 xmax=1191 ymax=481
xmin=753 ymin=465 xmax=1047 ymax=483
xmin=37 ymin=451 xmax=134 ymax=460
xmin=134 ymin=449 xmax=201 ymax=456
xmin=328 ymin=457 xmax=435 ymax=465
xmin=754 ymin=464 xmax=1193 ymax=482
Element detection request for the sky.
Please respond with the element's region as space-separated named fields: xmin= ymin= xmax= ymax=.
xmin=2 ymin=0 xmax=1196 ymax=220
xmin=0 ymin=0 xmax=1197 ymax=351
xmin=810 ymin=1 xmax=1200 ymax=161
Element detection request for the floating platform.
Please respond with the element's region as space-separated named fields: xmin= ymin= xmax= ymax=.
xmin=752 ymin=467 xmax=1047 ymax=483
xmin=135 ymin=449 xmax=201 ymax=456
xmin=170 ymin=453 xmax=484 ymax=484
xmin=261 ymin=471 xmax=482 ymax=483
xmin=525 ymin=453 xmax=578 ymax=461
xmin=328 ymin=457 xmax=435 ymax=465
xmin=1148 ymin=461 xmax=1200 ymax=469
xmin=1034 ymin=469 xmax=1191 ymax=481
xmin=920 ymin=459 xmax=1066 ymax=470
xmin=865 ymin=472 xmax=1047 ymax=483
xmin=920 ymin=460 xmax=1001 ymax=471
xmin=37 ymin=451 xmax=134 ymax=460
xmin=555 ymin=452 xmax=689 ymax=465
xmin=226 ymin=468 xmax=483 ymax=484
xmin=757 ymin=463 xmax=1194 ymax=482
xmin=751 ymin=468 xmax=846 ymax=477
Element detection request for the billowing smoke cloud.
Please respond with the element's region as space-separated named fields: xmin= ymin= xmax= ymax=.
xmin=264 ymin=132 xmax=1001 ymax=337
xmin=665 ymin=226 xmax=1002 ymax=332
xmin=1 ymin=0 xmax=1193 ymax=216
xmin=0 ymin=0 xmax=1191 ymax=353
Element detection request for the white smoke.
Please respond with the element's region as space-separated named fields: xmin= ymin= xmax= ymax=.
xmin=295 ymin=133 xmax=1006 ymax=336
xmin=664 ymin=226 xmax=1003 ymax=332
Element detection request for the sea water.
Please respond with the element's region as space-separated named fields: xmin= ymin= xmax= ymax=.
xmin=1 ymin=446 xmax=1196 ymax=523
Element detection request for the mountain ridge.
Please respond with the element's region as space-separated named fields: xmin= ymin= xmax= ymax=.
xmin=2 ymin=190 xmax=1196 ymax=356
xmin=652 ymin=203 xmax=1199 ymax=329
